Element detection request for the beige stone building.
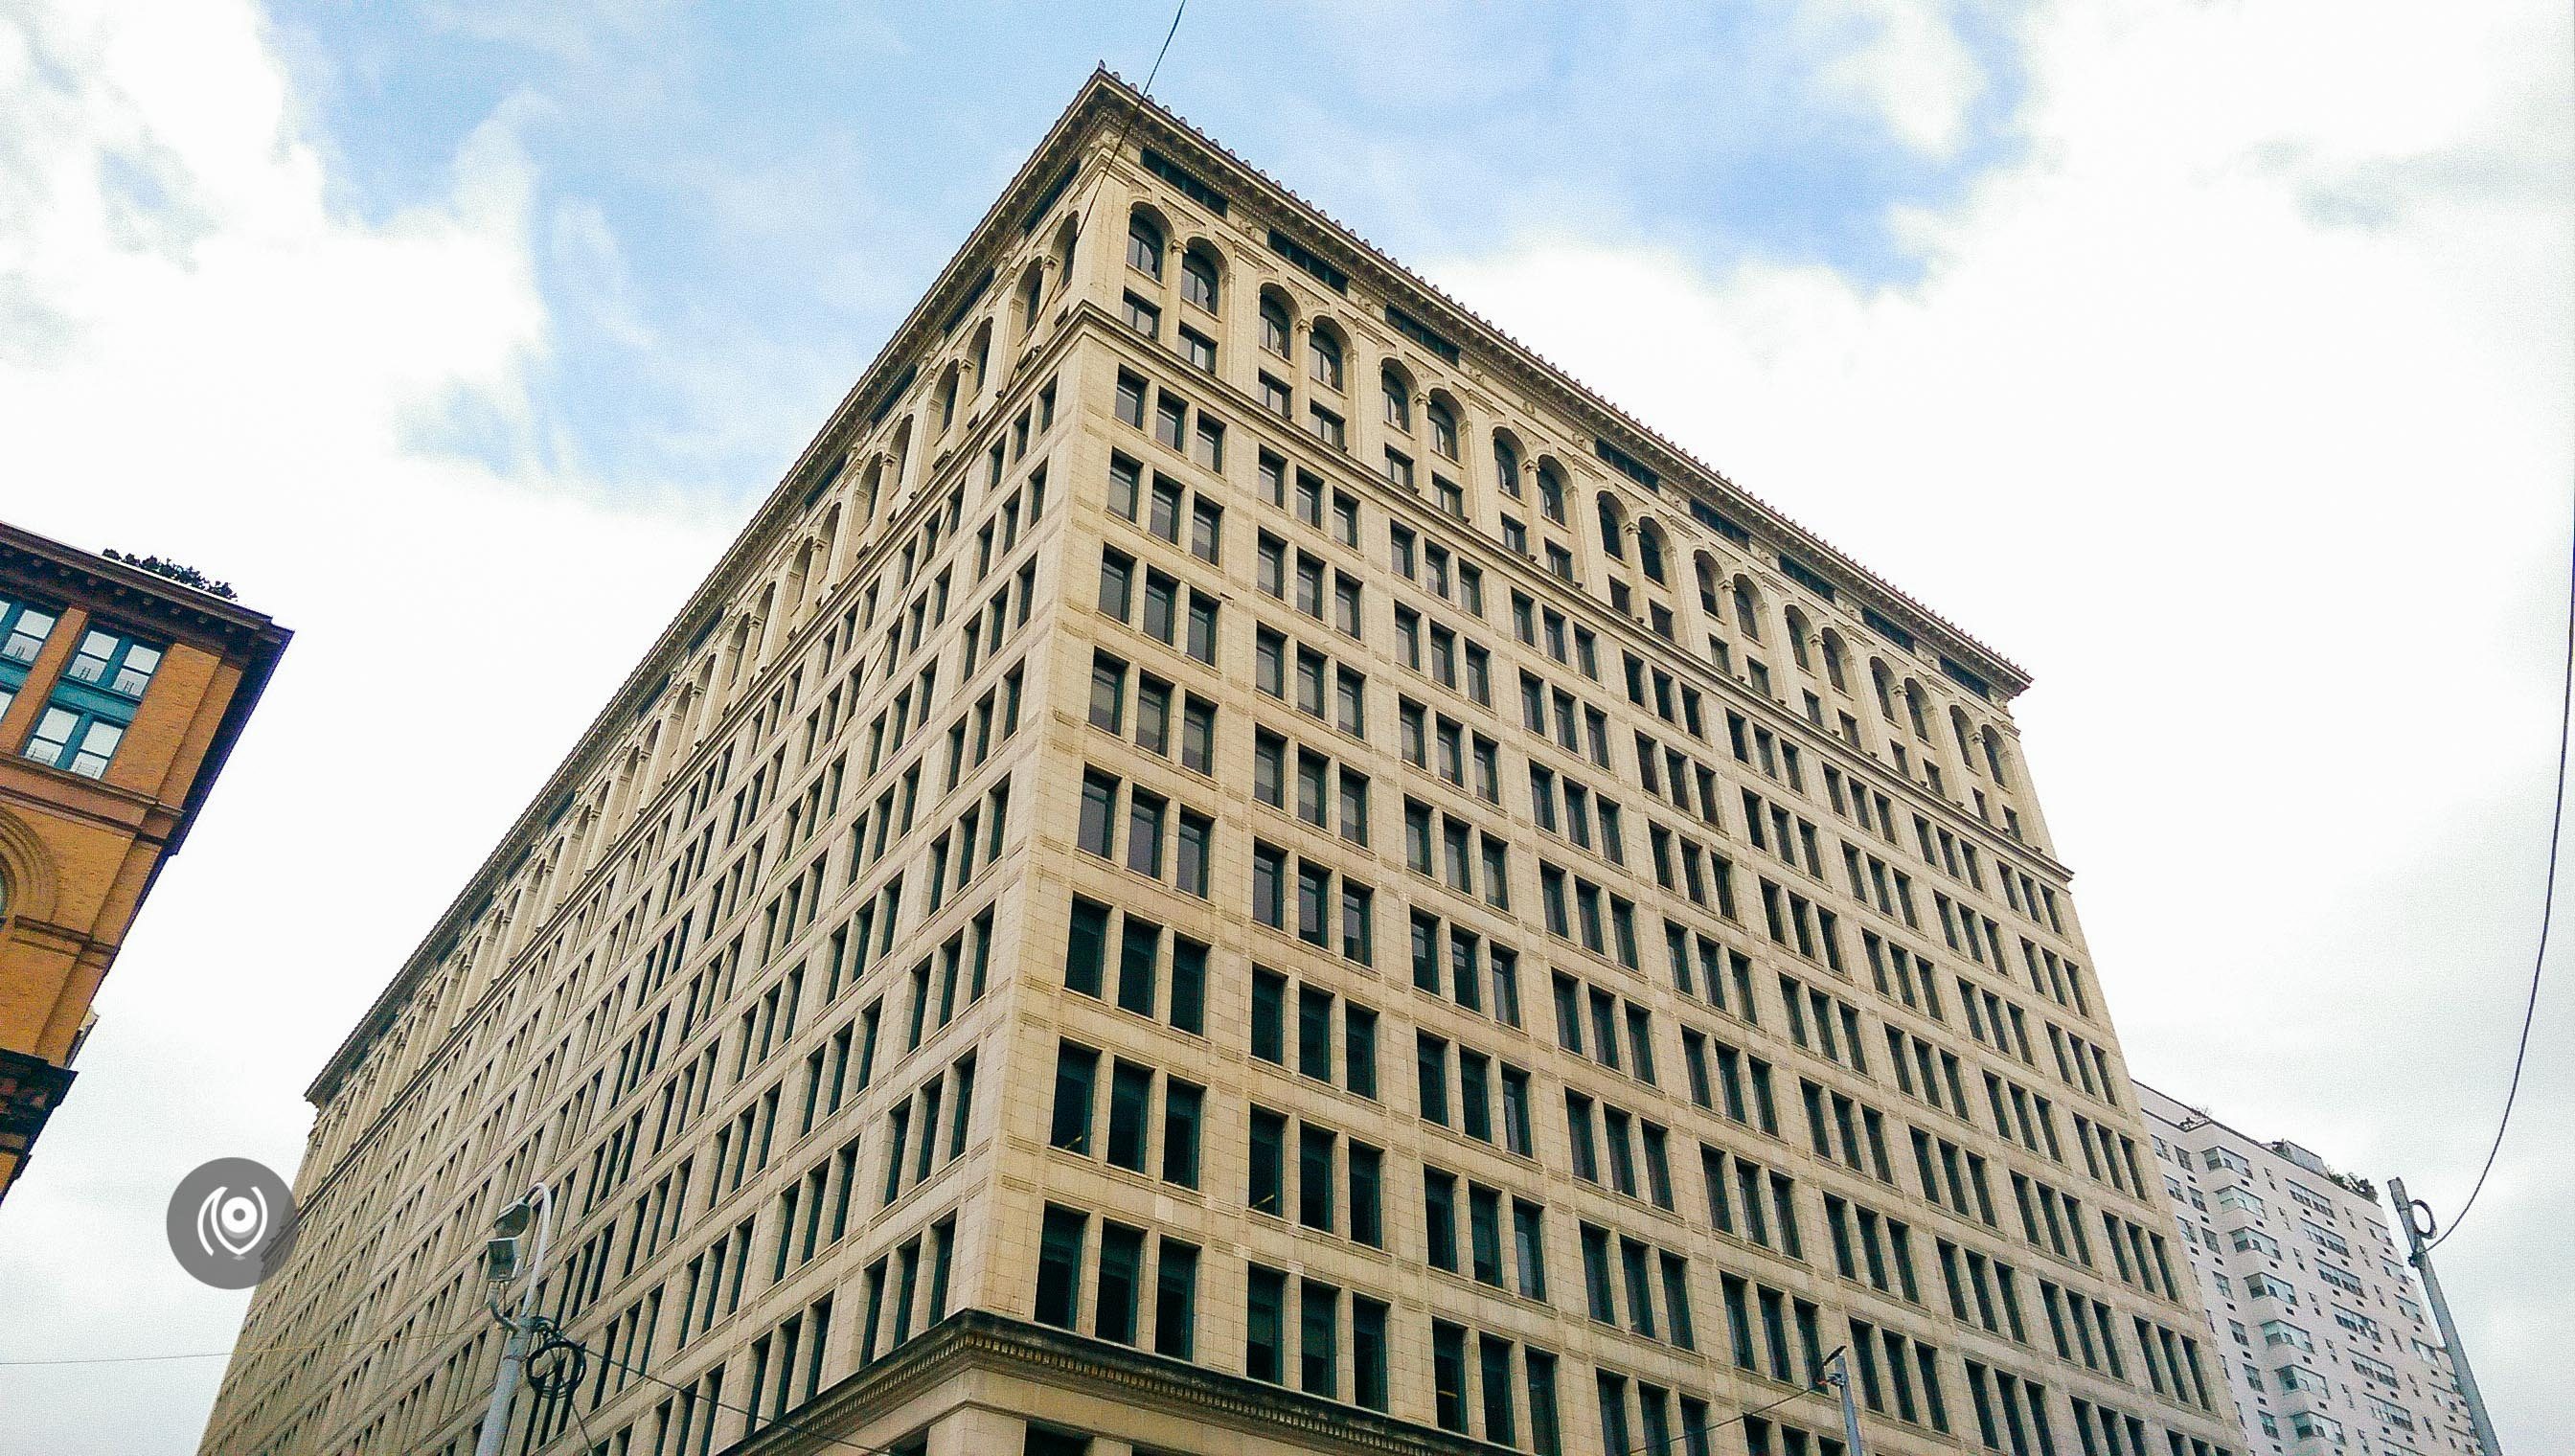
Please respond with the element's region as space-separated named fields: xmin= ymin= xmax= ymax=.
xmin=201 ymin=73 xmax=2246 ymax=1456
xmin=2137 ymin=1084 xmax=2489 ymax=1456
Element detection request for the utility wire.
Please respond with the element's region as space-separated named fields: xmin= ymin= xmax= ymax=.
xmin=1066 ymin=0 xmax=1190 ymax=262
xmin=59 ymin=0 xmax=1198 ymax=1412
xmin=546 ymin=1335 xmax=900 ymax=1456
xmin=0 ymin=1320 xmax=486 ymax=1370
xmin=2429 ymin=520 xmax=2573 ymax=1249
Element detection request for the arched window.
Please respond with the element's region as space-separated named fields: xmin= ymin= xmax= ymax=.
xmin=1049 ymin=215 xmax=1078 ymax=283
xmin=1309 ymin=326 xmax=1344 ymax=391
xmin=1493 ymin=434 xmax=1523 ymax=498
xmin=1181 ymin=245 xmax=1219 ymax=310
xmin=1785 ymin=607 xmax=1812 ymax=669
xmin=786 ymin=532 xmax=820 ymax=618
xmin=1637 ymin=521 xmax=1668 ymax=583
xmin=1014 ymin=262 xmax=1045 ymax=341
xmin=888 ymin=418 xmax=913 ymax=501
xmin=1127 ymin=211 xmax=1164 ymax=279
xmin=1381 ymin=366 xmax=1412 ymax=430
xmin=1903 ymin=682 xmax=1930 ymax=738
xmin=1597 ymin=494 xmax=1627 ymax=559
xmin=1696 ymin=553 xmax=1720 ymax=612
xmin=1950 ymin=706 xmax=1976 ymax=762
xmin=1981 ymin=727 xmax=2013 ymax=786
xmin=1820 ymin=630 xmax=1849 ymax=692
xmin=1537 ymin=462 xmax=1566 ymax=523
xmin=1261 ymin=293 xmax=1292 ymax=357
xmin=1731 ymin=579 xmax=1763 ymax=642
xmin=856 ymin=456 xmax=884 ymax=528
xmin=936 ymin=364 xmax=962 ymax=430
xmin=813 ymin=499 xmax=842 ymax=580
xmin=1871 ymin=661 xmax=1896 ymax=717
xmin=1427 ymin=398 xmax=1459 ymax=460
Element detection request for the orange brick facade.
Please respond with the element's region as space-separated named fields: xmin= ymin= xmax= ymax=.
xmin=0 ymin=525 xmax=286 ymax=1204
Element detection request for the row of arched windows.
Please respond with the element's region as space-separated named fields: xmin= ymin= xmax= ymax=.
xmin=1120 ymin=197 xmax=2035 ymax=827
xmin=727 ymin=180 xmax=2034 ymax=848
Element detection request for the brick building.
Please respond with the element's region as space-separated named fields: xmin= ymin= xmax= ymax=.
xmin=0 ymin=524 xmax=285 ymax=1203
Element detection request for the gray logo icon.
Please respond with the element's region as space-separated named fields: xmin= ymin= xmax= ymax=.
xmin=167 ymin=1158 xmax=299 ymax=1288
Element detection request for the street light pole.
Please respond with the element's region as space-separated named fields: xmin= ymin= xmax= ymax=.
xmin=475 ymin=1183 xmax=558 ymax=1456
xmin=1824 ymin=1347 xmax=1867 ymax=1456
xmin=2386 ymin=1177 xmax=2505 ymax=1454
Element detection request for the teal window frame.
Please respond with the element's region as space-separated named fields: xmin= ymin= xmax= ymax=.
xmin=25 ymin=624 xmax=161 ymax=779
xmin=0 ymin=595 xmax=62 ymax=724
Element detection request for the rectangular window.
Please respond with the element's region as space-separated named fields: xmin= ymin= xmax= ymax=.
xmin=1350 ymin=1142 xmax=1384 ymax=1247
xmin=1034 ymin=1205 xmax=1086 ymax=1329
xmin=1106 ymin=1061 xmax=1152 ymax=1172
xmin=1424 ymin=1168 xmax=1460 ymax=1271
xmin=1096 ymin=1221 xmax=1145 ymax=1344
xmin=1249 ymin=1108 xmax=1287 ymax=1217
xmin=1432 ymin=1322 xmax=1469 ymax=1434
xmin=1162 ymin=1080 xmax=1203 ymax=1188
xmin=1301 ymin=1282 xmax=1340 ymax=1397
xmin=1078 ymin=771 xmax=1117 ymax=857
xmin=1299 ymin=1125 xmax=1336 ymax=1231
xmin=1155 ymin=1240 xmax=1198 ymax=1358
xmin=1354 ymin=1297 xmax=1391 ymax=1412
xmin=1246 ymin=1265 xmax=1288 ymax=1383
xmin=1049 ymin=1043 xmax=1098 ymax=1153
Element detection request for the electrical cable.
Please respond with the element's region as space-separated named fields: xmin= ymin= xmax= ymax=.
xmin=0 ymin=1319 xmax=487 ymax=1370
xmin=2430 ymin=512 xmax=2575 ymax=1251
xmin=1065 ymin=0 xmax=1190 ymax=267
xmin=545 ymin=1334 xmax=894 ymax=1456
xmin=568 ymin=1386 xmax=604 ymax=1456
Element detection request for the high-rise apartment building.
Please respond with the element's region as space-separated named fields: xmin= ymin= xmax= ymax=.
xmin=0 ymin=523 xmax=286 ymax=1204
xmin=202 ymin=73 xmax=2245 ymax=1456
xmin=2136 ymin=1085 xmax=2488 ymax=1456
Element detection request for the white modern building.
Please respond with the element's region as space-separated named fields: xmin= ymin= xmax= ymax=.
xmin=2136 ymin=1085 xmax=2487 ymax=1456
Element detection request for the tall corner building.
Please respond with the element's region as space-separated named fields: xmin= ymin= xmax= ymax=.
xmin=203 ymin=72 xmax=2246 ymax=1456
xmin=0 ymin=524 xmax=286 ymax=1204
xmin=2136 ymin=1085 xmax=2491 ymax=1456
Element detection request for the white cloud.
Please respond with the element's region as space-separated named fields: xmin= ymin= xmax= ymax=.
xmin=0 ymin=0 xmax=2564 ymax=1449
xmin=1805 ymin=0 xmax=1984 ymax=158
xmin=0 ymin=2 xmax=726 ymax=1449
xmin=1436 ymin=1 xmax=2571 ymax=1445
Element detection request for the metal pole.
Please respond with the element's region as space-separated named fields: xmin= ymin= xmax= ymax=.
xmin=475 ymin=1183 xmax=557 ymax=1456
xmin=1826 ymin=1347 xmax=1866 ymax=1456
xmin=2386 ymin=1176 xmax=2505 ymax=1455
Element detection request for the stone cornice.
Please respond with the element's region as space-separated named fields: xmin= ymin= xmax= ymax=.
xmin=1083 ymin=73 xmax=2030 ymax=698
xmin=299 ymin=89 xmax=1114 ymax=1108
xmin=0 ymin=521 xmax=288 ymax=866
xmin=300 ymin=63 xmax=2046 ymax=1110
xmin=722 ymin=1310 xmax=1519 ymax=1456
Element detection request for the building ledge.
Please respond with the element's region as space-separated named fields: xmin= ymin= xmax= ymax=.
xmin=725 ymin=1309 xmax=1517 ymax=1456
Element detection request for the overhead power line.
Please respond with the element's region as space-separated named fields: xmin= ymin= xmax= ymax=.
xmin=2432 ymin=492 xmax=2574 ymax=1251
xmin=1067 ymin=1 xmax=1191 ymax=266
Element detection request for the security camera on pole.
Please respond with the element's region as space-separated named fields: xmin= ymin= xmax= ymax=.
xmin=1822 ymin=1345 xmax=1866 ymax=1456
xmin=475 ymin=1184 xmax=558 ymax=1456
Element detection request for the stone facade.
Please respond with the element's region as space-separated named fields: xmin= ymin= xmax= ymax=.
xmin=201 ymin=73 xmax=2246 ymax=1456
xmin=0 ymin=524 xmax=285 ymax=1205
xmin=2137 ymin=1085 xmax=2488 ymax=1456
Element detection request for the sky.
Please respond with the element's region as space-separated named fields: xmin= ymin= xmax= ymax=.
xmin=0 ymin=1 xmax=2564 ymax=1451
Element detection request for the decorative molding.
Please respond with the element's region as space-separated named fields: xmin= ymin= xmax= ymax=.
xmin=729 ymin=1311 xmax=1515 ymax=1456
xmin=0 ymin=804 xmax=59 ymax=927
